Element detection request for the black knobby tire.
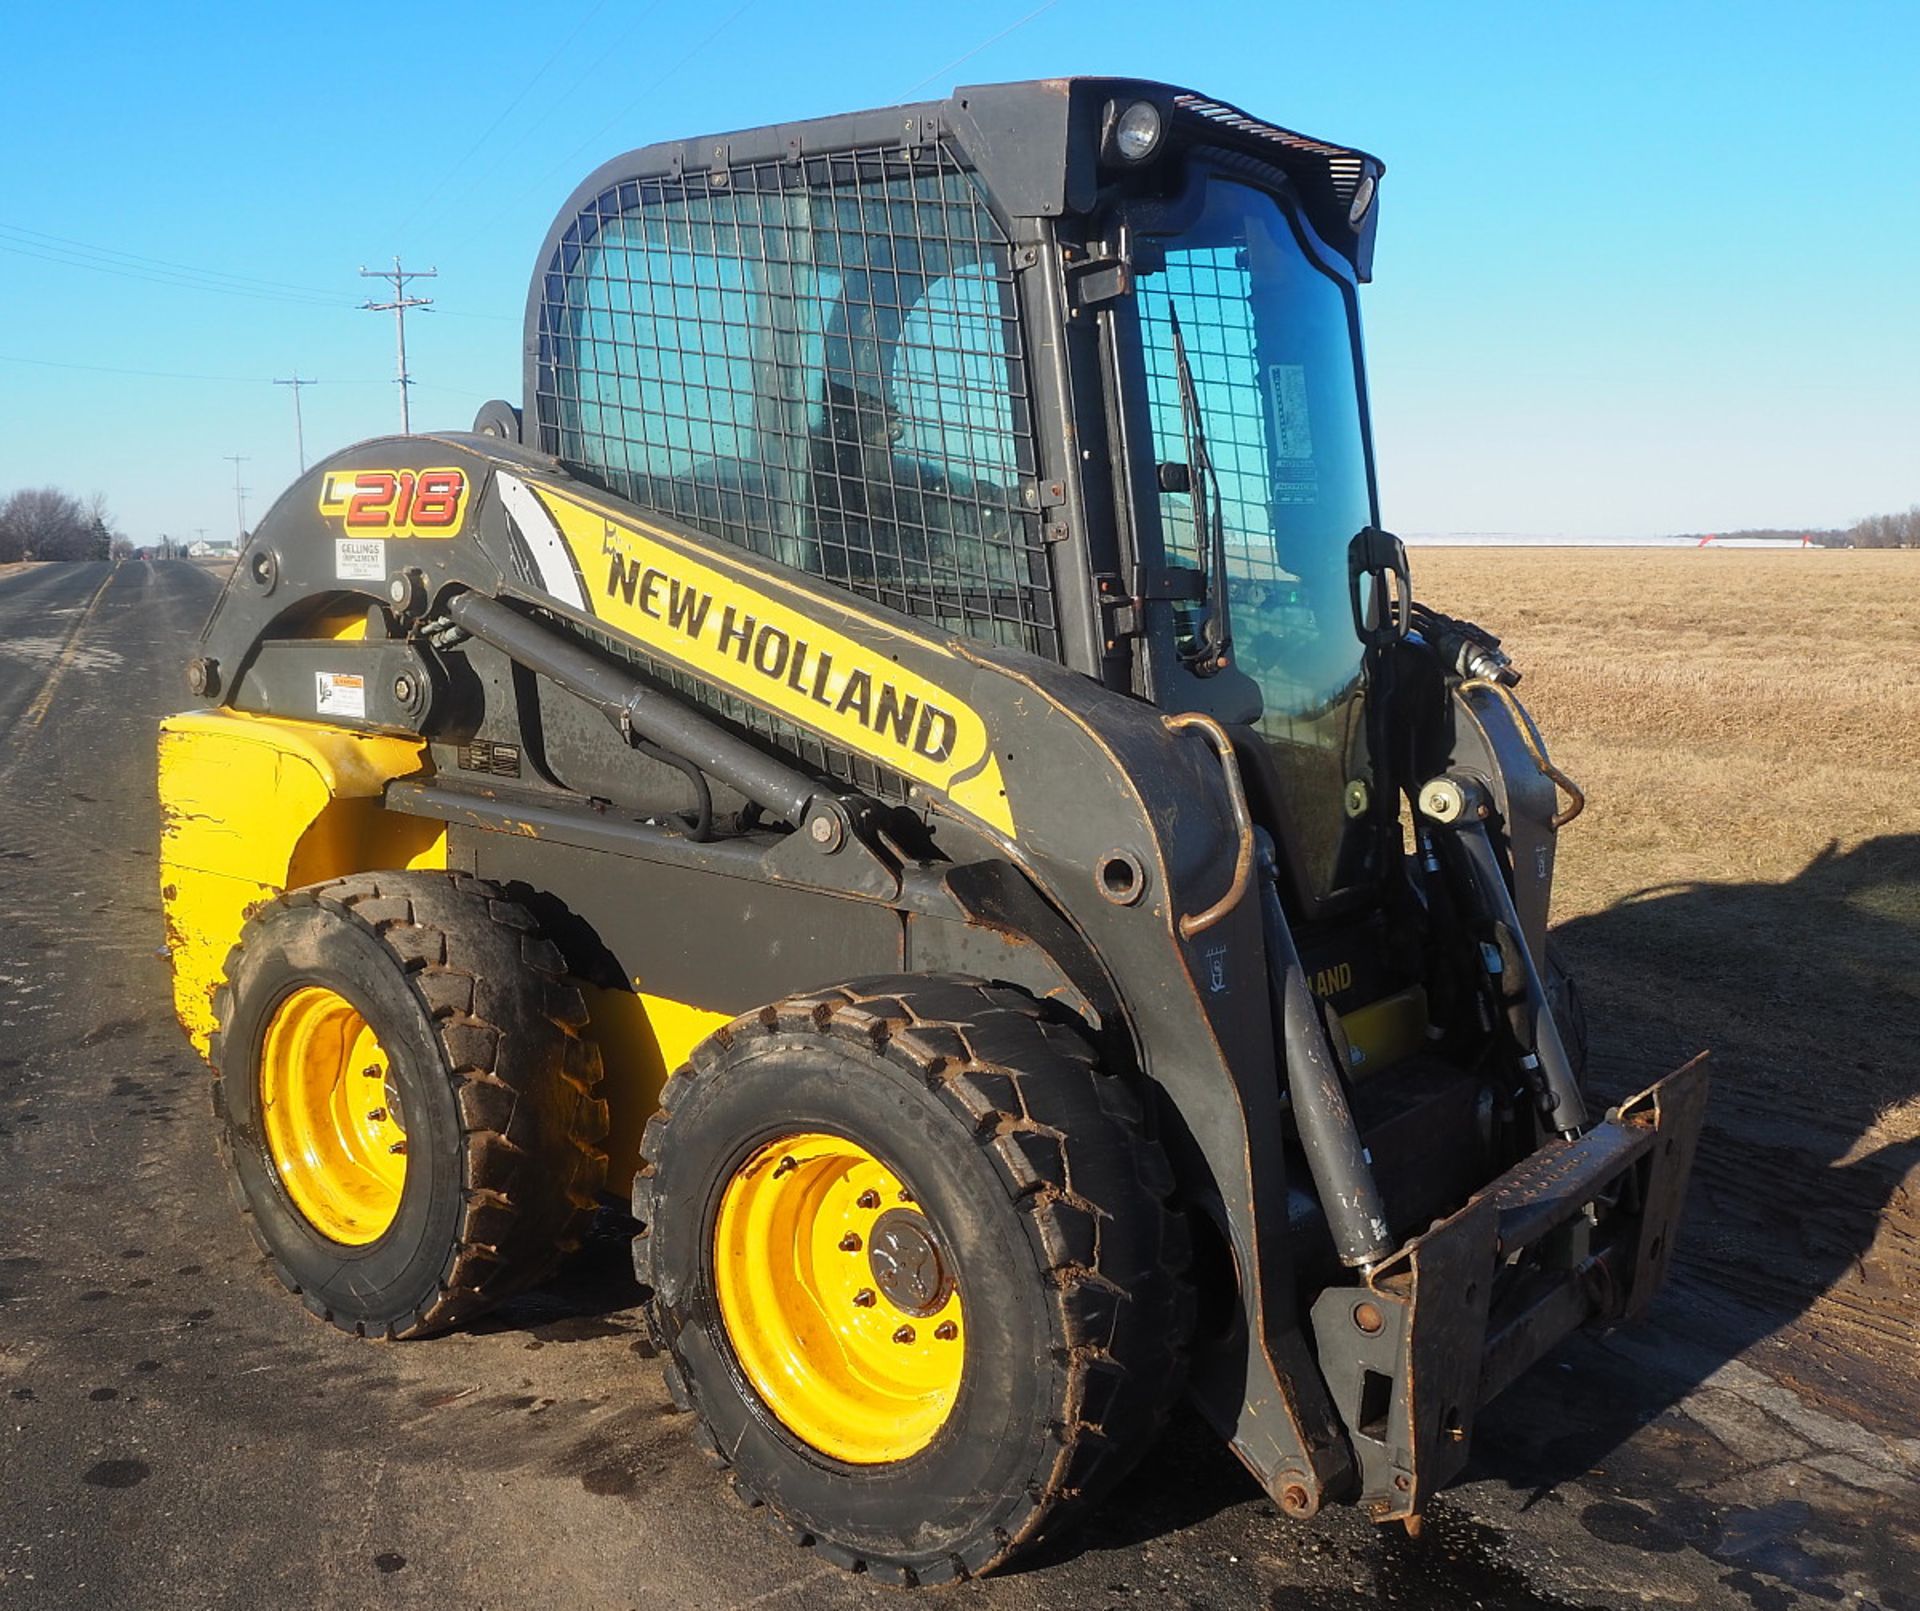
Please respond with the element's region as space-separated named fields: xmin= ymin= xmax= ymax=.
xmin=633 ymin=974 xmax=1192 ymax=1584
xmin=211 ymin=871 xmax=608 ymax=1338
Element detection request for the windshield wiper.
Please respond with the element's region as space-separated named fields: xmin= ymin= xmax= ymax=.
xmin=1166 ymin=303 xmax=1232 ymax=676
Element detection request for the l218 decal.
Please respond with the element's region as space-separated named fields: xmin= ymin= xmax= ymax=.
xmin=317 ymin=468 xmax=468 ymax=537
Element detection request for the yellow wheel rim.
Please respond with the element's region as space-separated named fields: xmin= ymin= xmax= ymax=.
xmin=713 ymin=1133 xmax=965 ymax=1464
xmin=258 ymin=986 xmax=408 ymax=1245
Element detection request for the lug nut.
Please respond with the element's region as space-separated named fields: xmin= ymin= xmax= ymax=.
xmin=934 ymin=1321 xmax=957 ymax=1341
xmin=362 ymin=1064 xmax=382 ymax=1079
xmin=856 ymin=1189 xmax=880 ymax=1209
xmin=388 ymin=1141 xmax=407 ymax=1156
xmin=892 ymin=1325 xmax=916 ymax=1345
xmin=898 ymin=1189 xmax=914 ymax=1202
xmin=853 ymin=1289 xmax=876 ymax=1308
xmin=773 ymin=1155 xmax=798 ymax=1178
xmin=366 ymin=1108 xmax=388 ymax=1123
xmin=838 ymin=1232 xmax=861 ymax=1252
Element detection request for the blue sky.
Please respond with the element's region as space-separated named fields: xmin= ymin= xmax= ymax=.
xmin=1 ymin=0 xmax=1913 ymax=542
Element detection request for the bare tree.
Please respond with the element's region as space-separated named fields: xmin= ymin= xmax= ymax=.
xmin=0 ymin=487 xmax=94 ymax=561
xmin=1846 ymin=505 xmax=1919 ymax=548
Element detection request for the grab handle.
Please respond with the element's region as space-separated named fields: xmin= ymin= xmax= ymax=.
xmin=1164 ymin=712 xmax=1255 ymax=939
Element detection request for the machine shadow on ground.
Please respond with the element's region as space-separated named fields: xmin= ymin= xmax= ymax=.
xmin=1474 ymin=832 xmax=1920 ymax=1491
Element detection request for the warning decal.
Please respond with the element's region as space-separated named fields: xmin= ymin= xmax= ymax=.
xmin=314 ymin=670 xmax=367 ymax=720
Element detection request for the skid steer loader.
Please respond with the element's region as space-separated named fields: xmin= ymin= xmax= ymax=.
xmin=159 ymin=78 xmax=1706 ymax=1582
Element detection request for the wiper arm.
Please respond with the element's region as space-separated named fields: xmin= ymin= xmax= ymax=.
xmin=1167 ymin=303 xmax=1232 ymax=676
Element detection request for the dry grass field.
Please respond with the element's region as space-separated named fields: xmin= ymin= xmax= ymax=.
xmin=1416 ymin=546 xmax=1919 ymax=1429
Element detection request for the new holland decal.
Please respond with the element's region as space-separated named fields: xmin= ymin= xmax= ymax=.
xmin=529 ymin=485 xmax=1014 ymax=839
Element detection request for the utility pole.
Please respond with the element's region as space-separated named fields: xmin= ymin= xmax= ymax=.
xmin=221 ymin=459 xmax=248 ymax=544
xmin=274 ymin=374 xmax=316 ymax=473
xmin=359 ymin=257 xmax=436 ymax=434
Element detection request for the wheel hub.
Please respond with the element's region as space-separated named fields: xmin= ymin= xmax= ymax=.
xmin=258 ymin=985 xmax=408 ymax=1246
xmin=866 ymin=1209 xmax=952 ymax=1317
xmin=711 ymin=1133 xmax=965 ymax=1464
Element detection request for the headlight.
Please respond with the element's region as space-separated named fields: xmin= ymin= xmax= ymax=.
xmin=1110 ymin=100 xmax=1163 ymax=162
xmin=1348 ymin=170 xmax=1377 ymax=229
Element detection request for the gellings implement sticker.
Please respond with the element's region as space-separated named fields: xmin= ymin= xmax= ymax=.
xmin=335 ymin=537 xmax=386 ymax=580
xmin=317 ymin=467 xmax=469 ymax=537
xmin=530 ymin=486 xmax=1015 ymax=840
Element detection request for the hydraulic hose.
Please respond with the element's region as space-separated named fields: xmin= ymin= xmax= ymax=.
xmin=1255 ymin=830 xmax=1395 ymax=1269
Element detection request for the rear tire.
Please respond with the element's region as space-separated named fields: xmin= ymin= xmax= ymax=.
xmin=211 ymin=871 xmax=608 ymax=1338
xmin=633 ymin=975 xmax=1191 ymax=1584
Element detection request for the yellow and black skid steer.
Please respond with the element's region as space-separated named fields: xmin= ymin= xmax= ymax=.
xmin=159 ymin=78 xmax=1707 ymax=1583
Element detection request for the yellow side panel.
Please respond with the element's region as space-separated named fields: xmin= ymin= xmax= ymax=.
xmin=585 ymin=984 xmax=733 ymax=1195
xmin=1341 ymin=985 xmax=1430 ymax=1080
xmin=158 ymin=710 xmax=444 ymax=1056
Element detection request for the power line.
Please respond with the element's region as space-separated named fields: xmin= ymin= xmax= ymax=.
xmin=274 ymin=375 xmax=317 ymax=473
xmin=433 ymin=0 xmax=670 ymax=235
xmin=0 ymin=234 xmax=356 ymax=310
xmin=0 ymin=352 xmax=414 ymax=390
xmin=902 ymin=0 xmax=1065 ymax=96
xmin=0 ymin=221 xmax=355 ymax=300
xmin=391 ymin=0 xmax=614 ymax=241
xmin=0 ymin=352 xmax=277 ymax=383
xmin=0 ymin=225 xmax=504 ymax=326
xmin=360 ymin=258 xmax=437 ymax=435
xmin=540 ymin=0 xmax=758 ymax=193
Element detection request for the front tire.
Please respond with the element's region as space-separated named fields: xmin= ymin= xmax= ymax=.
xmin=211 ymin=871 xmax=608 ymax=1338
xmin=634 ymin=976 xmax=1191 ymax=1584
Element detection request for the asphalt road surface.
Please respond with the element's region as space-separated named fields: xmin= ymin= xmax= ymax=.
xmin=1 ymin=561 xmax=1914 ymax=1609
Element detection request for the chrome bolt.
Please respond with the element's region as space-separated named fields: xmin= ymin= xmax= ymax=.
xmin=892 ymin=1325 xmax=916 ymax=1345
xmin=853 ymin=1289 xmax=876 ymax=1308
xmin=934 ymin=1320 xmax=957 ymax=1341
xmin=856 ymin=1189 xmax=880 ymax=1210
xmin=838 ymin=1232 xmax=861 ymax=1253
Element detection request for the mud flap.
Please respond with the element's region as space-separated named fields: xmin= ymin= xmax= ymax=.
xmin=1309 ymin=1054 xmax=1709 ymax=1525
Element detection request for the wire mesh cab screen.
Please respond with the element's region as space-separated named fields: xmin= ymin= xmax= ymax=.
xmin=534 ymin=143 xmax=1057 ymax=661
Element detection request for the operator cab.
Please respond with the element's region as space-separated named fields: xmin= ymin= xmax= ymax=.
xmin=526 ymin=78 xmax=1394 ymax=928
